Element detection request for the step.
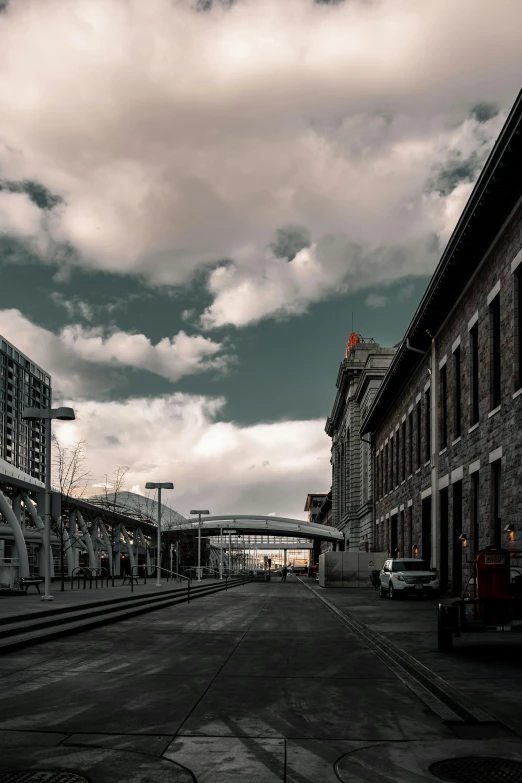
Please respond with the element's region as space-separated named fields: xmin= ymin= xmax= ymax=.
xmin=0 ymin=582 xmax=225 ymax=639
xmin=0 ymin=579 xmax=244 ymax=654
xmin=0 ymin=578 xmax=233 ymax=627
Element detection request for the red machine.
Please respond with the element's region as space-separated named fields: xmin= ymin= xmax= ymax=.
xmin=438 ymin=546 xmax=522 ymax=652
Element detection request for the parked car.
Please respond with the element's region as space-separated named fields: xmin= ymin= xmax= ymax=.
xmin=379 ymin=558 xmax=439 ymax=600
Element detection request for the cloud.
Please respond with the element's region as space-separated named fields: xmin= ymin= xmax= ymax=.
xmin=365 ymin=292 xmax=389 ymax=309
xmin=0 ymin=0 xmax=519 ymax=325
xmin=51 ymin=292 xmax=94 ymax=321
xmin=52 ymin=394 xmax=331 ymax=520
xmin=0 ymin=309 xmax=234 ymax=398
xmin=397 ymin=282 xmax=414 ymax=302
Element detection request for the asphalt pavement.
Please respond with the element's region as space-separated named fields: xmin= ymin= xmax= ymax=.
xmin=0 ymin=576 xmax=521 ymax=782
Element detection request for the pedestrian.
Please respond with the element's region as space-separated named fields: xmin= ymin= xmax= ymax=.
xmin=281 ymin=566 xmax=288 ymax=582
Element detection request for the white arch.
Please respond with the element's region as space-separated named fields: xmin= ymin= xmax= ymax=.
xmin=0 ymin=489 xmax=30 ymax=578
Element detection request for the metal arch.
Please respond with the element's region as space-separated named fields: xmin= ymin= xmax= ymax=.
xmin=176 ymin=514 xmax=343 ymax=541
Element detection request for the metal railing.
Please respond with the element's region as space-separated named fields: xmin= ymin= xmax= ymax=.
xmin=129 ymin=565 xmax=192 ymax=600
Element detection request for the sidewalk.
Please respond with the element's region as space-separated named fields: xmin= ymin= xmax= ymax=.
xmin=306 ymin=581 xmax=522 ymax=737
xmin=0 ymin=576 xmax=225 ymax=622
xmin=0 ymin=580 xmax=521 ymax=782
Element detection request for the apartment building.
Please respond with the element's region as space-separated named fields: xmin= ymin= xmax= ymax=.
xmin=0 ymin=336 xmax=51 ymax=483
xmin=361 ymin=88 xmax=522 ymax=595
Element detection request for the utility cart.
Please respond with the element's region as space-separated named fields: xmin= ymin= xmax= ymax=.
xmin=438 ymin=546 xmax=522 ymax=652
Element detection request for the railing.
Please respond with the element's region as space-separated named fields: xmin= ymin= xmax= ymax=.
xmin=130 ymin=565 xmax=192 ymax=600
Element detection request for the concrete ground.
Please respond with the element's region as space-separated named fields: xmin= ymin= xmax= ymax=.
xmin=0 ymin=577 xmax=521 ymax=782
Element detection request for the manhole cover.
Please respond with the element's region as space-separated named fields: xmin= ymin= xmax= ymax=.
xmin=429 ymin=756 xmax=522 ymax=782
xmin=0 ymin=773 xmax=89 ymax=783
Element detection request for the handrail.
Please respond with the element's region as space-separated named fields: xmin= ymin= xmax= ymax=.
xmin=91 ymin=567 xmax=109 ymax=589
xmin=130 ymin=564 xmax=192 ymax=601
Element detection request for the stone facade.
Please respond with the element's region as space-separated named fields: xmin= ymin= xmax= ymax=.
xmin=362 ymin=90 xmax=522 ymax=596
xmin=326 ymin=337 xmax=396 ymax=552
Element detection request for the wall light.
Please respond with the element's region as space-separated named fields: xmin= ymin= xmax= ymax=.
xmin=413 ymin=544 xmax=418 ymax=556
xmin=459 ymin=532 xmax=468 ymax=547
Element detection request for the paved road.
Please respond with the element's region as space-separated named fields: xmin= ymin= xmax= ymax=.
xmin=0 ymin=578 xmax=521 ymax=781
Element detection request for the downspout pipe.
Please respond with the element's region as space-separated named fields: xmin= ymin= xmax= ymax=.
xmin=405 ymin=338 xmax=428 ymax=356
xmin=361 ymin=435 xmax=375 ymax=552
xmin=405 ymin=336 xmax=438 ymax=572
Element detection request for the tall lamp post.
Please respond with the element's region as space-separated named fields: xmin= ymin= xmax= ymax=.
xmin=22 ymin=406 xmax=76 ymax=602
xmin=145 ymin=482 xmax=174 ymax=586
xmin=190 ymin=509 xmax=209 ymax=580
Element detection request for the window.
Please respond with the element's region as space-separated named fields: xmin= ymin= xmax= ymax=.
xmin=454 ymin=346 xmax=461 ymax=438
xmin=439 ymin=364 xmax=447 ymax=449
xmin=515 ymin=271 xmax=522 ymax=391
xmin=401 ymin=420 xmax=406 ymax=482
xmin=390 ymin=435 xmax=395 ymax=491
xmin=408 ymin=411 xmax=413 ymax=476
xmin=416 ymin=401 xmax=421 ymax=470
xmin=385 ymin=443 xmax=389 ymax=494
xmin=470 ymin=323 xmax=479 ymax=425
xmin=471 ymin=472 xmax=479 ymax=558
xmin=489 ymin=294 xmax=501 ymax=409
xmin=424 ymin=388 xmax=431 ymax=463
xmin=396 ymin=431 xmax=400 ymax=486
xmin=491 ymin=460 xmax=502 ymax=548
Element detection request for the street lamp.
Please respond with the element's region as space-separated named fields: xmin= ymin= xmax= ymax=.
xmin=145 ymin=482 xmax=174 ymax=586
xmin=190 ymin=509 xmax=209 ymax=580
xmin=22 ymin=406 xmax=75 ymax=602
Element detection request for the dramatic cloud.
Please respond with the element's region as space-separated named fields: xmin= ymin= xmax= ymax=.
xmin=0 ymin=0 xmax=520 ymax=327
xmin=0 ymin=309 xmax=234 ymax=398
xmin=366 ymin=293 xmax=389 ymax=309
xmin=53 ymin=395 xmax=332 ymax=519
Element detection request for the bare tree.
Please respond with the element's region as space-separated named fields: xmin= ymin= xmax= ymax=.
xmin=51 ymin=436 xmax=93 ymax=591
xmin=90 ymin=466 xmax=130 ymax=585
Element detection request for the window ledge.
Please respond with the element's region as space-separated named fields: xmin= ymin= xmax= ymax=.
xmin=452 ymin=436 xmax=461 ymax=446
xmin=415 ymin=468 xmax=421 ymax=474
xmin=488 ymin=405 xmax=501 ymax=419
xmin=468 ymin=423 xmax=479 ymax=434
xmin=439 ymin=447 xmax=447 ymax=456
xmin=513 ymin=387 xmax=522 ymax=400
xmin=401 ymin=480 xmax=406 ymax=486
xmin=424 ymin=460 xmax=430 ymax=468
xmin=408 ymin=474 xmax=413 ymax=480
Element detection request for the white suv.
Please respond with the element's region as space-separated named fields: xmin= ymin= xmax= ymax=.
xmin=379 ymin=558 xmax=439 ymax=600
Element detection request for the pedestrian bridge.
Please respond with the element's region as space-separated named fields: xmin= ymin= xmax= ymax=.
xmin=174 ymin=515 xmax=343 ymax=545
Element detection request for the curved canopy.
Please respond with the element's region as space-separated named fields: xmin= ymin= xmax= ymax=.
xmin=174 ymin=515 xmax=343 ymax=542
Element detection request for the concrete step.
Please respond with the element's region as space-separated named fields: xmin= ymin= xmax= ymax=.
xmin=0 ymin=578 xmax=245 ymax=654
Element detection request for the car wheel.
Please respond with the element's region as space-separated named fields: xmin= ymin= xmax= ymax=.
xmin=379 ymin=584 xmax=386 ymax=598
xmin=388 ymin=583 xmax=395 ymax=599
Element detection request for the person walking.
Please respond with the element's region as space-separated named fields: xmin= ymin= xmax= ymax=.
xmin=281 ymin=566 xmax=288 ymax=582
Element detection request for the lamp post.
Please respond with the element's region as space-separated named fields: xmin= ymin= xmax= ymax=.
xmin=145 ymin=482 xmax=174 ymax=586
xmin=22 ymin=406 xmax=75 ymax=602
xmin=190 ymin=510 xmax=209 ymax=580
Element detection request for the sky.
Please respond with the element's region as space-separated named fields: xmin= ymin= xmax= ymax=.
xmin=0 ymin=0 xmax=521 ymax=520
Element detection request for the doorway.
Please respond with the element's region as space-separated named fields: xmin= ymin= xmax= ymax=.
xmin=439 ymin=487 xmax=449 ymax=593
xmin=452 ymin=481 xmax=463 ymax=596
xmin=421 ymin=497 xmax=432 ymax=567
xmin=390 ymin=514 xmax=398 ymax=556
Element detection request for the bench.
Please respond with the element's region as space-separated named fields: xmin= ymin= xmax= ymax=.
xmin=122 ymin=575 xmax=139 ymax=585
xmin=19 ymin=577 xmax=45 ymax=594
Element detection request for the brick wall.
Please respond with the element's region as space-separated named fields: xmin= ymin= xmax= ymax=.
xmin=373 ymin=198 xmax=522 ymax=594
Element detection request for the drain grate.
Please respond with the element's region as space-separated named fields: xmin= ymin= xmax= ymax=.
xmin=0 ymin=773 xmax=89 ymax=783
xmin=429 ymin=756 xmax=522 ymax=782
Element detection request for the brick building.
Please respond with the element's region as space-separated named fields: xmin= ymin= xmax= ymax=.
xmin=361 ymin=88 xmax=522 ymax=596
xmin=326 ymin=335 xmax=396 ymax=552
